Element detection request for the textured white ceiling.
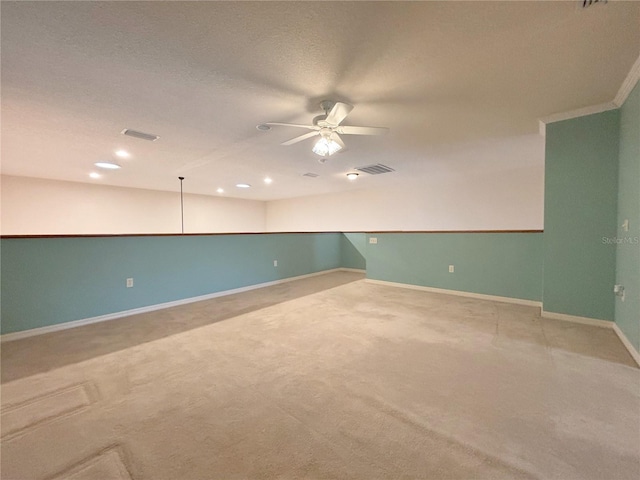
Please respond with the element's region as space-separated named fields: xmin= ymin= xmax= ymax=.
xmin=2 ymin=1 xmax=638 ymax=200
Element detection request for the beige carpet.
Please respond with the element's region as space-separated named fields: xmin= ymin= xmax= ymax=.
xmin=1 ymin=271 xmax=638 ymax=479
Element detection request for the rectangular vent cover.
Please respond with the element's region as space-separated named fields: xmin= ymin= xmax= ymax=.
xmin=582 ymin=0 xmax=605 ymax=8
xmin=121 ymin=129 xmax=160 ymax=141
xmin=355 ymin=164 xmax=395 ymax=175
xmin=303 ymin=172 xmax=319 ymax=178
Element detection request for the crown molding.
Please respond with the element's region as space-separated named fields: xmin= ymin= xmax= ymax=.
xmin=614 ymin=53 xmax=640 ymax=107
xmin=538 ymin=52 xmax=640 ymax=135
xmin=538 ymin=120 xmax=546 ymax=137
xmin=539 ymin=101 xmax=618 ymax=131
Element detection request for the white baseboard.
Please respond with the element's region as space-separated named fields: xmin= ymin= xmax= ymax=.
xmin=367 ymin=280 xmax=639 ymax=367
xmin=540 ymin=310 xmax=640 ymax=367
xmin=1 ymin=268 xmax=356 ymax=343
xmin=613 ymin=323 xmax=640 ymax=367
xmin=340 ymin=268 xmax=366 ymax=273
xmin=365 ymin=279 xmax=542 ymax=308
xmin=540 ymin=310 xmax=613 ymax=328
xmin=6 ymin=266 xmax=638 ymax=369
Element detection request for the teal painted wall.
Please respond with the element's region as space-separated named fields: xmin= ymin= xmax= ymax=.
xmin=0 ymin=233 xmax=341 ymax=334
xmin=615 ymin=83 xmax=640 ymax=351
xmin=341 ymin=233 xmax=366 ymax=270
xmin=365 ymin=232 xmax=543 ymax=301
xmin=544 ymin=110 xmax=620 ymax=321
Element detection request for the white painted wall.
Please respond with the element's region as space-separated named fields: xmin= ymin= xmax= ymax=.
xmin=2 ymin=132 xmax=544 ymax=234
xmin=266 ymin=165 xmax=544 ymax=232
xmin=267 ymin=133 xmax=545 ymax=232
xmin=1 ymin=175 xmax=266 ymax=235
xmin=2 ymin=167 xmax=543 ymax=235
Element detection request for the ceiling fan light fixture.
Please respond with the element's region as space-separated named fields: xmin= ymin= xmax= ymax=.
xmin=312 ymin=137 xmax=342 ymax=156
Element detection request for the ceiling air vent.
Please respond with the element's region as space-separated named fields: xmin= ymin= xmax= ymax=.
xmin=355 ymin=164 xmax=395 ymax=175
xmin=303 ymin=172 xmax=319 ymax=178
xmin=582 ymin=0 xmax=606 ymax=8
xmin=121 ymin=129 xmax=160 ymax=141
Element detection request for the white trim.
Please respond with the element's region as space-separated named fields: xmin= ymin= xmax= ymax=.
xmin=1 ymin=268 xmax=355 ymax=343
xmin=6 ymin=267 xmax=636 ymax=369
xmin=539 ymin=101 xmax=618 ymax=126
xmin=367 ymin=281 xmax=640 ymax=366
xmin=538 ymin=120 xmax=546 ymax=138
xmin=365 ymin=279 xmax=542 ymax=307
xmin=613 ymin=323 xmax=640 ymax=367
xmin=540 ymin=309 xmax=612 ymax=328
xmin=340 ymin=268 xmax=366 ymax=273
xmin=614 ymin=54 xmax=640 ymax=107
xmin=538 ymin=53 xmax=640 ymax=127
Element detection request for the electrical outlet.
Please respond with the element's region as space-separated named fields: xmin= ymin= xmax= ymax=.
xmin=369 ymin=237 xmax=378 ymax=244
xmin=273 ymin=260 xmax=278 ymax=267
xmin=126 ymin=278 xmax=134 ymax=288
xmin=449 ymin=265 xmax=455 ymax=273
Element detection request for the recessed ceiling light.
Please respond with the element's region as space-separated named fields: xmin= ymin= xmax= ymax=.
xmin=95 ymin=161 xmax=121 ymax=170
xmin=346 ymin=172 xmax=359 ymax=180
xmin=256 ymin=124 xmax=271 ymax=131
xmin=217 ymin=188 xmax=224 ymax=193
xmin=264 ymin=177 xmax=272 ymax=184
xmin=236 ymin=183 xmax=251 ymax=188
xmin=89 ymin=172 xmax=101 ymax=179
xmin=114 ymin=149 xmax=130 ymax=158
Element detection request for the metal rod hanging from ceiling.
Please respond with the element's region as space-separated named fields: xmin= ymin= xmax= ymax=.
xmin=178 ymin=176 xmax=185 ymax=234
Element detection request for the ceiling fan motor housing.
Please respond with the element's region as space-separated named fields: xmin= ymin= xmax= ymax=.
xmin=313 ymin=114 xmax=328 ymax=127
xmin=264 ymin=100 xmax=387 ymax=149
xmin=319 ymin=127 xmax=333 ymax=138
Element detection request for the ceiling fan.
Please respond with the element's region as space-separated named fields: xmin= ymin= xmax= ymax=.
xmin=262 ymin=101 xmax=388 ymax=156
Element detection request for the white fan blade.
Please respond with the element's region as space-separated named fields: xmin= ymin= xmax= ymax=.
xmin=281 ymin=131 xmax=319 ymax=146
xmin=337 ymin=125 xmax=388 ymax=136
xmin=331 ymin=132 xmax=346 ymax=150
xmin=266 ymin=122 xmax=319 ymax=131
xmin=325 ymin=102 xmax=354 ymax=126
